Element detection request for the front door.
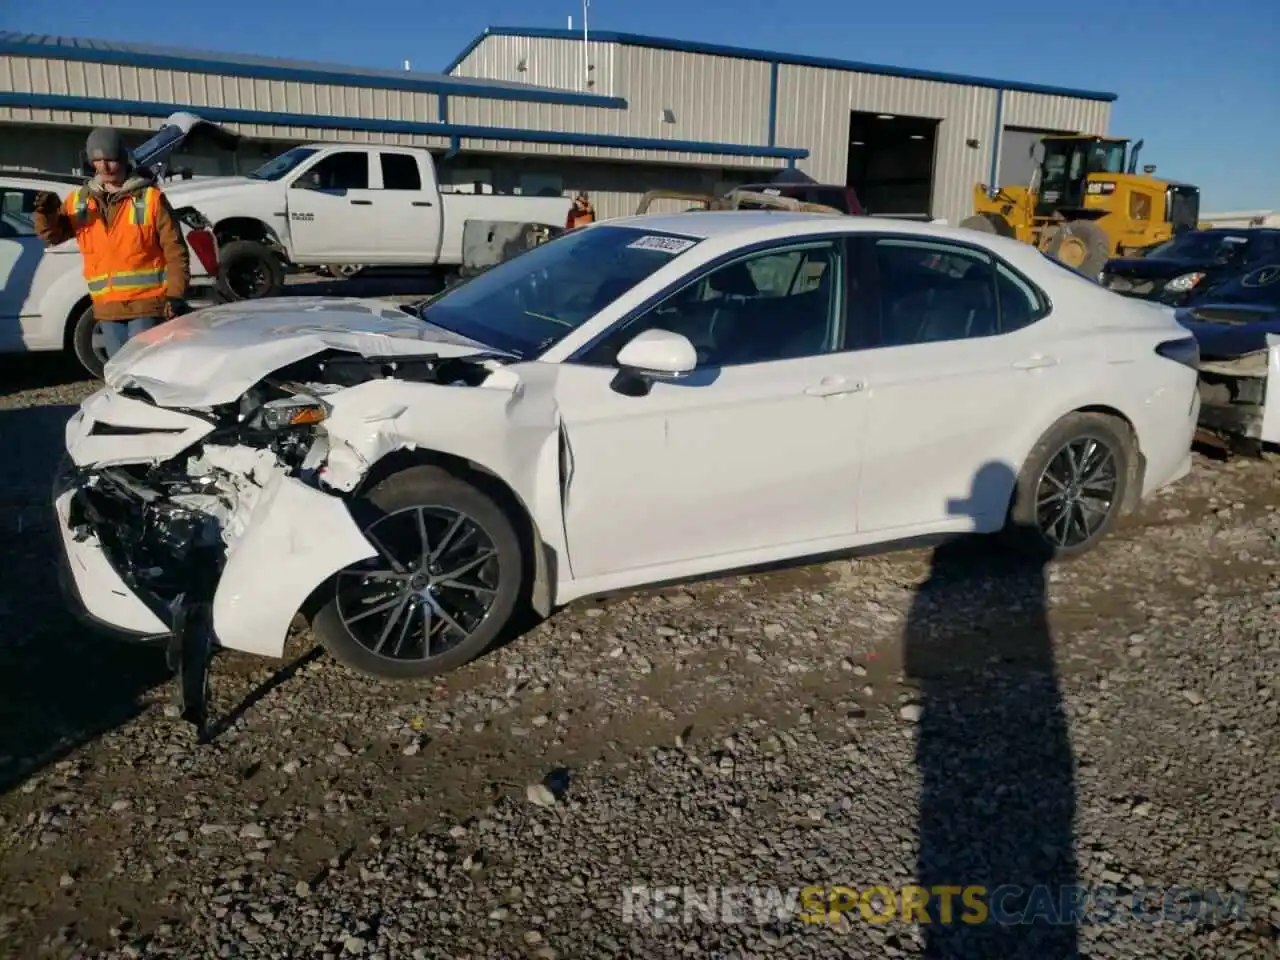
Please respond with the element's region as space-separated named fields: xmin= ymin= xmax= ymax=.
xmin=851 ymin=233 xmax=1061 ymax=533
xmin=554 ymin=236 xmax=873 ymax=582
xmin=286 ymin=150 xmax=380 ymax=262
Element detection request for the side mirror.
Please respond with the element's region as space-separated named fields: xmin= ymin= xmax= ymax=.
xmin=610 ymin=328 xmax=697 ymax=396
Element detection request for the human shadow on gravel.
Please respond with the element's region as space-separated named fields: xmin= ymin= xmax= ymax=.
xmin=0 ymin=403 xmax=172 ymax=796
xmin=904 ymin=461 xmax=1078 ymax=959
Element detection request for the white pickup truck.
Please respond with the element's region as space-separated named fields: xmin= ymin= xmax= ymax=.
xmin=161 ymin=142 xmax=576 ymax=299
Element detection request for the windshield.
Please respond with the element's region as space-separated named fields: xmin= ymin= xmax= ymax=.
xmin=419 ymin=224 xmax=702 ymax=358
xmin=248 ymin=147 xmax=319 ymax=181
xmin=1146 ymin=231 xmax=1248 ymax=261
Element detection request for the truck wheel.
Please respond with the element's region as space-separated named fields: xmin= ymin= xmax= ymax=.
xmin=69 ymin=303 xmax=107 ymax=379
xmin=1048 ymin=221 xmax=1111 ymax=278
xmin=215 ymin=240 xmax=285 ymax=301
xmin=309 ymin=466 xmax=526 ymax=681
xmin=959 ymin=212 xmax=1015 ymax=237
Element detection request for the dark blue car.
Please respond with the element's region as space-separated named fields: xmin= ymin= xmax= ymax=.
xmin=1100 ymin=228 xmax=1280 ymax=306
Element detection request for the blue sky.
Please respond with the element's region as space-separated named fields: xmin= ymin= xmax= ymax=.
xmin=5 ymin=0 xmax=1275 ymax=212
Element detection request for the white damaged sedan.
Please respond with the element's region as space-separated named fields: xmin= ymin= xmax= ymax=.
xmin=55 ymin=211 xmax=1202 ymax=685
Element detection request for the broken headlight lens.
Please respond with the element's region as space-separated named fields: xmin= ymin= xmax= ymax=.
xmin=254 ymin=395 xmax=329 ymax=431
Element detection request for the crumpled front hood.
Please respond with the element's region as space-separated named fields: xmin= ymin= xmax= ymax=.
xmin=104 ymin=297 xmax=506 ymax=408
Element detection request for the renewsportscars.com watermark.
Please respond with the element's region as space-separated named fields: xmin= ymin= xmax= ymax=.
xmin=621 ymin=884 xmax=1251 ymax=927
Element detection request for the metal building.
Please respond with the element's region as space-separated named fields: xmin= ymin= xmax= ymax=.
xmin=0 ymin=27 xmax=1115 ymax=224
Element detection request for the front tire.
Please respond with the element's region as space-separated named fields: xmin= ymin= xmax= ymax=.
xmin=69 ymin=303 xmax=107 ymax=378
xmin=310 ymin=466 xmax=524 ymax=681
xmin=215 ymin=239 xmax=285 ymax=301
xmin=1003 ymin=412 xmax=1136 ymax=561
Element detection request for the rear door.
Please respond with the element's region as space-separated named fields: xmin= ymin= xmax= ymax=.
xmin=373 ymin=150 xmax=442 ymax=264
xmin=848 ymin=232 xmax=1074 ymax=534
xmin=286 ymin=150 xmax=379 ymax=262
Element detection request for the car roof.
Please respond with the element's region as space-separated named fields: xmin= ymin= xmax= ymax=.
xmin=602 ymin=210 xmax=1034 ymax=254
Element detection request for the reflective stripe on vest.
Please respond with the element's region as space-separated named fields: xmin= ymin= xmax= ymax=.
xmin=66 ymin=186 xmax=168 ymax=305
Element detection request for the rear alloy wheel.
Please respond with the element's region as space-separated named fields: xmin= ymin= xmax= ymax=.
xmin=310 ymin=466 xmax=524 ymax=680
xmin=1004 ymin=412 xmax=1135 ymax=561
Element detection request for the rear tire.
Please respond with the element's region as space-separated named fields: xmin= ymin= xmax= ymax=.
xmin=1047 ymin=221 xmax=1111 ymax=278
xmin=69 ymin=303 xmax=106 ymax=379
xmin=1002 ymin=412 xmax=1136 ymax=562
xmin=310 ymin=466 xmax=525 ymax=681
xmin=215 ymin=239 xmax=285 ymax=301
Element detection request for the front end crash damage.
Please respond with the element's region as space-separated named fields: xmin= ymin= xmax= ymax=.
xmin=56 ymin=343 xmax=560 ymax=689
xmin=1195 ymin=336 xmax=1280 ymax=447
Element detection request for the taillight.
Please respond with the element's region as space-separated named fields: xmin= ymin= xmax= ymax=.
xmin=1155 ymin=336 xmax=1199 ymax=369
xmin=187 ymin=228 xmax=219 ymax=275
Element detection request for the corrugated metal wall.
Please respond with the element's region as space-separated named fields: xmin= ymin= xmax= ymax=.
xmin=1001 ymin=90 xmax=1110 ymax=135
xmin=773 ymin=64 xmax=998 ymax=225
xmin=0 ymin=35 xmax=1113 ymax=227
xmin=447 ymin=35 xmax=778 ymax=168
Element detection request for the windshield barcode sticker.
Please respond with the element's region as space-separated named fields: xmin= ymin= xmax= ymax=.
xmin=627 ymin=235 xmax=696 ymax=254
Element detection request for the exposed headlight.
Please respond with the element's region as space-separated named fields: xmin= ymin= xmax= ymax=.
xmin=1164 ymin=271 xmax=1205 ymax=293
xmin=254 ymin=395 xmax=329 ymax=431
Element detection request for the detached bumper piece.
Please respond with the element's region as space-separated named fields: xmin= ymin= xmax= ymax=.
xmin=53 ymin=458 xmax=221 ymax=730
xmin=1197 ymin=345 xmax=1280 ymax=448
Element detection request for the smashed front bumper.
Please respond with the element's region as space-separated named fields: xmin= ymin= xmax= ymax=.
xmin=53 ymin=451 xmax=380 ymax=661
xmin=53 ymin=458 xmax=175 ymax=642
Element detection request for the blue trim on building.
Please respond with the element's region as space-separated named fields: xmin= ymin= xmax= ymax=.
xmin=0 ymin=31 xmax=627 ymax=109
xmin=767 ymin=61 xmax=779 ymax=148
xmin=988 ymin=89 xmax=1005 ymax=188
xmin=0 ymin=92 xmax=809 ymax=161
xmin=446 ymin=26 xmax=1118 ymax=102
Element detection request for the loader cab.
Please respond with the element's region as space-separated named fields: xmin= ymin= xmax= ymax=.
xmin=1166 ymin=183 xmax=1201 ymax=235
xmin=1034 ymin=135 xmax=1128 ymax=217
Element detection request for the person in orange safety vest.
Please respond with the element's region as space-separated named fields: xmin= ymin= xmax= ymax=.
xmin=33 ymin=126 xmax=190 ymax=360
xmin=568 ymin=191 xmax=596 ymax=230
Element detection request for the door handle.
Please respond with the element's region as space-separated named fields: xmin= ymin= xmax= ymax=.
xmin=412 ymin=201 xmax=433 ymax=207
xmin=350 ymin=199 xmax=373 ymax=206
xmin=1013 ymin=355 xmax=1058 ymax=370
xmin=804 ymin=376 xmax=864 ymax=397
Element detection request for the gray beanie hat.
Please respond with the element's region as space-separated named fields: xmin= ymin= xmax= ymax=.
xmin=85 ymin=127 xmax=129 ymax=163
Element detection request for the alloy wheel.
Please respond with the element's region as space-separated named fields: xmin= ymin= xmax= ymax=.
xmin=335 ymin=505 xmax=501 ymax=662
xmin=1034 ymin=436 xmax=1120 ymax=548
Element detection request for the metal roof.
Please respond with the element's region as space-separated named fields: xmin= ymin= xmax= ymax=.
xmin=444 ymin=27 xmax=1119 ymax=103
xmin=0 ymin=31 xmax=627 ymax=109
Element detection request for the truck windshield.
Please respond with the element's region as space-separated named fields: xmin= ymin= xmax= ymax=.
xmin=418 ymin=225 xmax=702 ymax=358
xmin=248 ymin=147 xmax=319 ymax=181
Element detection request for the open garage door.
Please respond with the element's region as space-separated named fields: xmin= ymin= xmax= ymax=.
xmin=846 ymin=111 xmax=938 ymax=220
xmin=998 ymin=125 xmax=1075 ymax=187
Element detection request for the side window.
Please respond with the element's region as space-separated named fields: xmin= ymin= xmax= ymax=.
xmin=995 ymin=262 xmax=1046 ymax=333
xmin=582 ymin=239 xmax=845 ymax=367
xmin=302 ymin=152 xmax=369 ymax=191
xmin=873 ymin=238 xmax=999 ymax=346
xmin=0 ymin=189 xmax=39 ymax=238
xmin=379 ymin=152 xmax=422 ymax=191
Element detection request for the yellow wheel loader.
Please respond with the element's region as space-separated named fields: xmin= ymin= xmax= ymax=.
xmin=961 ymin=135 xmax=1201 ymax=277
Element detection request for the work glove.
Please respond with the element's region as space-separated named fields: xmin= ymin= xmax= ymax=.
xmin=33 ymin=191 xmax=60 ymax=215
xmin=162 ymin=298 xmax=189 ymax=321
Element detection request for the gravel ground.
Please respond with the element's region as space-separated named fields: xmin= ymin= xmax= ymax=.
xmin=1 ymin=344 xmax=1277 ymax=960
